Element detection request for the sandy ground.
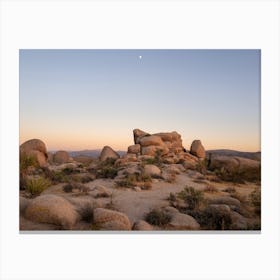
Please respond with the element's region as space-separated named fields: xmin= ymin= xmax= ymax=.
xmin=21 ymin=169 xmax=259 ymax=229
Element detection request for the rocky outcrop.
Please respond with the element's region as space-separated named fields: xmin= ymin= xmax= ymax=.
xmin=100 ymin=146 xmax=120 ymax=162
xmin=131 ymin=129 xmax=184 ymax=157
xmin=190 ymin=140 xmax=206 ymax=158
xmin=209 ymin=155 xmax=261 ymax=180
xmin=20 ymin=139 xmax=48 ymax=167
xmin=93 ymin=208 xmax=131 ymax=230
xmin=24 ymin=194 xmax=79 ymax=229
xmin=53 ymin=150 xmax=70 ymax=164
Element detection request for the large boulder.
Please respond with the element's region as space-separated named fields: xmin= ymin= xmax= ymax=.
xmin=20 ymin=139 xmax=48 ymax=167
xmin=25 ymin=194 xmax=79 ymax=229
xmin=93 ymin=208 xmax=131 ymax=230
xmin=127 ymin=144 xmax=141 ymax=154
xmin=209 ymin=155 xmax=260 ymax=180
xmin=166 ymin=212 xmax=200 ymax=230
xmin=53 ymin=150 xmax=70 ymax=164
xmin=143 ymin=164 xmax=161 ymax=177
xmin=141 ymin=145 xmax=169 ymax=156
xmin=100 ymin=146 xmax=120 ymax=162
xmin=190 ymin=140 xmax=206 ymax=158
xmin=133 ymin=129 xmax=149 ymax=144
xmin=140 ymin=135 xmax=165 ymax=147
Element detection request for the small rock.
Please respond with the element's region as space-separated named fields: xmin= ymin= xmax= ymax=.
xmin=132 ymin=220 xmax=153 ymax=230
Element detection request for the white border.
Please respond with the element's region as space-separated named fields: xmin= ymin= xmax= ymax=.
xmin=1 ymin=1 xmax=279 ymax=280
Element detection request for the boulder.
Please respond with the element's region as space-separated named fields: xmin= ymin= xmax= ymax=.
xmin=230 ymin=211 xmax=248 ymax=230
xmin=127 ymin=144 xmax=141 ymax=154
xmin=132 ymin=220 xmax=154 ymax=230
xmin=47 ymin=152 xmax=54 ymax=164
xmin=140 ymin=135 xmax=165 ymax=147
xmin=100 ymin=146 xmax=120 ymax=162
xmin=20 ymin=139 xmax=48 ymax=167
xmin=20 ymin=139 xmax=47 ymax=155
xmin=143 ymin=164 xmax=161 ymax=177
xmin=166 ymin=212 xmax=200 ymax=230
xmin=141 ymin=145 xmax=169 ymax=156
xmin=93 ymin=208 xmax=131 ymax=230
xmin=20 ymin=196 xmax=30 ymax=215
xmin=133 ymin=129 xmax=150 ymax=144
xmin=190 ymin=140 xmax=206 ymax=158
xmin=89 ymin=185 xmax=111 ymax=198
xmin=25 ymin=194 xmax=79 ymax=229
xmin=208 ymin=197 xmax=241 ymax=208
xmin=53 ymin=150 xmax=70 ymax=164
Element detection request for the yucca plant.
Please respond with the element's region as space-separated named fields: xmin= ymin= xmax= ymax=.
xmin=26 ymin=176 xmax=51 ymax=196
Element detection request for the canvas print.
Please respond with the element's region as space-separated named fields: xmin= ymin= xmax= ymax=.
xmin=19 ymin=49 xmax=261 ymax=231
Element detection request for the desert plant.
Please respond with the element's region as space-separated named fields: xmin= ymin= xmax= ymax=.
xmin=177 ymin=186 xmax=204 ymax=210
xmin=63 ymin=183 xmax=73 ymax=193
xmin=196 ymin=159 xmax=208 ymax=175
xmin=249 ymin=187 xmax=261 ymax=215
xmin=145 ymin=209 xmax=172 ymax=226
xmin=77 ymin=203 xmax=94 ymax=223
xmin=167 ymin=192 xmax=177 ymax=202
xmin=115 ymin=172 xmax=152 ymax=188
xmin=189 ymin=206 xmax=232 ymax=230
xmin=26 ymin=176 xmax=51 ymax=196
xmin=143 ymin=149 xmax=164 ymax=167
xmin=20 ymin=153 xmax=38 ymax=189
xmin=96 ymin=166 xmax=118 ymax=179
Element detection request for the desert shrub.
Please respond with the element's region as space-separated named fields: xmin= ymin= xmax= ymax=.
xmin=223 ymin=187 xmax=237 ymax=194
xmin=62 ymin=167 xmax=78 ymax=175
xmin=79 ymin=175 xmax=94 ymax=183
xmin=188 ymin=207 xmax=232 ymax=230
xmin=167 ymin=192 xmax=177 ymax=202
xmin=20 ymin=153 xmax=39 ymax=189
xmin=145 ymin=209 xmax=172 ymax=226
xmin=115 ymin=172 xmax=152 ymax=188
xmin=96 ymin=166 xmax=118 ymax=179
xmin=215 ymin=165 xmax=261 ymax=183
xmin=77 ymin=203 xmax=94 ymax=223
xmin=26 ymin=176 xmax=51 ymax=196
xmin=203 ymin=184 xmax=218 ymax=193
xmin=143 ymin=149 xmax=164 ymax=167
xmin=196 ymin=159 xmax=208 ymax=175
xmin=63 ymin=184 xmax=73 ymax=193
xmin=177 ymin=186 xmax=204 ymax=210
xmin=249 ymin=187 xmax=261 ymax=215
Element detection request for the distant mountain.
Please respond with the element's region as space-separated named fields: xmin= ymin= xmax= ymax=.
xmin=206 ymin=149 xmax=261 ymax=161
xmin=68 ymin=149 xmax=126 ymax=159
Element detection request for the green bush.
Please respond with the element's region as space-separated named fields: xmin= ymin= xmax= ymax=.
xmin=145 ymin=209 xmax=172 ymax=226
xmin=26 ymin=176 xmax=51 ymax=195
xmin=177 ymin=186 xmax=204 ymax=210
xmin=20 ymin=153 xmax=38 ymax=189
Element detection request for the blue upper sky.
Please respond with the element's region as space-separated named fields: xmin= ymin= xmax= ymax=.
xmin=19 ymin=49 xmax=260 ymax=151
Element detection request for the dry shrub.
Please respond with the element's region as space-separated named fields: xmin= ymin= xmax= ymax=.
xmin=145 ymin=209 xmax=172 ymax=226
xmin=249 ymin=187 xmax=261 ymax=215
xmin=26 ymin=176 xmax=51 ymax=196
xmin=177 ymin=186 xmax=204 ymax=210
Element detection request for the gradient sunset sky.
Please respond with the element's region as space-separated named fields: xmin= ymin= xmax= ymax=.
xmin=19 ymin=49 xmax=260 ymax=152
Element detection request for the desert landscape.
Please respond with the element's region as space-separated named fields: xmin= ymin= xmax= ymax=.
xmin=19 ymin=128 xmax=261 ymax=231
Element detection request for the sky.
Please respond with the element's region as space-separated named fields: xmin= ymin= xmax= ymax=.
xmin=19 ymin=49 xmax=261 ymax=152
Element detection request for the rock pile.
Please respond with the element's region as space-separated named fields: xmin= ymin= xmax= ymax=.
xmin=131 ymin=129 xmax=184 ymax=157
